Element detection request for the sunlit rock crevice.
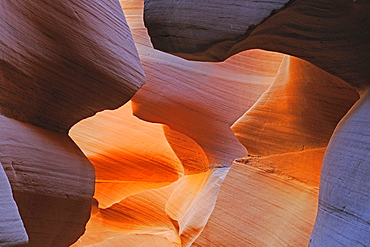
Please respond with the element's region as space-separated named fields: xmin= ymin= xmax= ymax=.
xmin=1 ymin=0 xmax=369 ymax=246
xmin=143 ymin=0 xmax=370 ymax=246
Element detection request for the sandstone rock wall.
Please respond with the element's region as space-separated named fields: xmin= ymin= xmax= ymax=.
xmin=1 ymin=0 xmax=369 ymax=246
xmin=0 ymin=162 xmax=28 ymax=247
xmin=69 ymin=1 xmax=287 ymax=245
xmin=232 ymin=55 xmax=359 ymax=156
xmin=144 ymin=0 xmax=370 ymax=91
xmin=1 ymin=0 xmax=144 ymax=133
xmin=310 ymin=90 xmax=370 ymax=246
xmin=0 ymin=0 xmax=145 ymax=246
xmin=143 ymin=0 xmax=370 ymax=246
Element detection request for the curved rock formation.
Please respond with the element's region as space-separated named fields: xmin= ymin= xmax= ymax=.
xmin=143 ymin=0 xmax=370 ymax=246
xmin=144 ymin=0 xmax=370 ymax=91
xmin=1 ymin=0 xmax=145 ymax=246
xmin=144 ymin=0 xmax=289 ymax=54
xmin=232 ymin=55 xmax=359 ymax=156
xmin=1 ymin=0 xmax=145 ymax=133
xmin=132 ymin=36 xmax=284 ymax=168
xmin=0 ymin=115 xmax=95 ymax=246
xmin=193 ymin=54 xmax=360 ymax=245
xmin=310 ymin=90 xmax=370 ymax=246
xmin=2 ymin=0 xmax=368 ymax=246
xmin=70 ymin=102 xmax=183 ymax=209
xmin=72 ymin=167 xmax=230 ymax=247
xmin=0 ymin=162 xmax=28 ymax=247
xmin=69 ymin=1 xmax=285 ymax=245
xmin=193 ymin=157 xmax=320 ymax=247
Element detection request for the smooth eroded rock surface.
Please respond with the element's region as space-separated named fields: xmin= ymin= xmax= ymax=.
xmin=1 ymin=0 xmax=145 ymax=133
xmin=71 ymin=168 xmax=230 ymax=247
xmin=69 ymin=1 xmax=285 ymax=245
xmin=144 ymin=0 xmax=370 ymax=91
xmin=132 ymin=47 xmax=284 ymax=167
xmin=122 ymin=1 xmax=285 ymax=168
xmin=232 ymin=55 xmax=359 ymax=156
xmin=0 ymin=115 xmax=95 ymax=246
xmin=144 ymin=0 xmax=289 ymax=54
xmin=70 ymin=101 xmax=183 ymax=209
xmin=1 ymin=1 xmax=147 ymax=245
xmin=193 ymin=161 xmax=319 ymax=247
xmin=0 ymin=163 xmax=28 ymax=247
xmin=1 ymin=0 xmax=366 ymax=246
xmin=310 ymin=90 xmax=370 ymax=247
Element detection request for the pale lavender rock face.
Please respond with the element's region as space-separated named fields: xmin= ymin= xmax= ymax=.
xmin=310 ymin=89 xmax=370 ymax=247
xmin=0 ymin=163 xmax=28 ymax=247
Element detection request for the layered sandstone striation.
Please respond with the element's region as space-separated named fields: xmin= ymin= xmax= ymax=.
xmin=0 ymin=0 xmax=145 ymax=246
xmin=0 ymin=115 xmax=95 ymax=246
xmin=132 ymin=47 xmax=284 ymax=168
xmin=1 ymin=0 xmax=144 ymax=133
xmin=144 ymin=0 xmax=289 ymax=55
xmin=70 ymin=102 xmax=183 ymax=210
xmin=193 ymin=158 xmax=320 ymax=247
xmin=70 ymin=101 xmax=233 ymax=247
xmin=69 ymin=1 xmax=287 ymax=245
xmin=232 ymin=55 xmax=359 ymax=156
xmin=144 ymin=0 xmax=370 ymax=91
xmin=310 ymin=90 xmax=370 ymax=246
xmin=144 ymin=0 xmax=369 ymax=246
xmin=0 ymin=162 xmax=28 ymax=247
xmin=193 ymin=55 xmax=359 ymax=246
xmin=1 ymin=0 xmax=369 ymax=246
xmin=71 ymin=166 xmax=230 ymax=247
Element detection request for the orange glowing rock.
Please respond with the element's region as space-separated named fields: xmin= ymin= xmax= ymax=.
xmin=70 ymin=102 xmax=183 ymax=183
xmin=68 ymin=3 xmax=291 ymax=245
xmin=162 ymin=126 xmax=210 ymax=174
xmin=232 ymin=55 xmax=359 ymax=156
xmin=132 ymin=47 xmax=284 ymax=166
xmin=236 ymin=147 xmax=326 ymax=187
xmin=93 ymin=181 xmax=172 ymax=210
xmin=72 ymin=167 xmax=229 ymax=247
xmin=121 ymin=0 xmax=285 ymax=167
xmin=71 ymin=1 xmax=361 ymax=246
xmin=193 ymin=143 xmax=326 ymax=246
xmin=70 ymin=102 xmax=183 ymax=209
xmin=0 ymin=0 xmax=145 ymax=245
xmin=193 ymin=160 xmax=319 ymax=247
xmin=165 ymin=167 xmax=230 ymax=246
xmin=2 ymin=0 xmax=368 ymax=246
xmin=142 ymin=0 xmax=369 ymax=246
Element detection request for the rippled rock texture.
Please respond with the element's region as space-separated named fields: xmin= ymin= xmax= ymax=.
xmin=144 ymin=0 xmax=370 ymax=246
xmin=0 ymin=0 xmax=144 ymax=246
xmin=1 ymin=0 xmax=369 ymax=246
xmin=0 ymin=162 xmax=28 ymax=246
xmin=145 ymin=0 xmax=370 ymax=91
xmin=310 ymin=91 xmax=370 ymax=246
xmin=69 ymin=1 xmax=286 ymax=245
xmin=1 ymin=0 xmax=144 ymax=133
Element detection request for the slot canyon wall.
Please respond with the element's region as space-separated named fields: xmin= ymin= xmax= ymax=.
xmin=1 ymin=0 xmax=369 ymax=246
xmin=1 ymin=0 xmax=145 ymax=246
